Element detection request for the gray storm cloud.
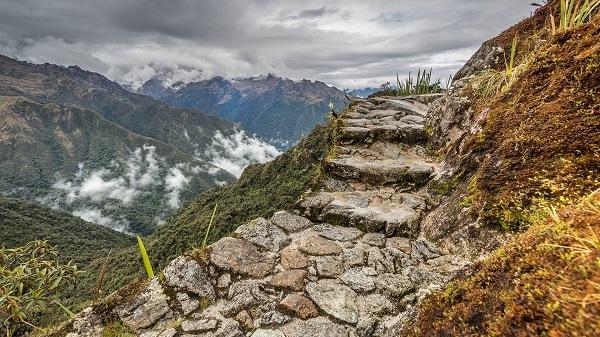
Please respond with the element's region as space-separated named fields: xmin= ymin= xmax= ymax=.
xmin=0 ymin=0 xmax=534 ymax=89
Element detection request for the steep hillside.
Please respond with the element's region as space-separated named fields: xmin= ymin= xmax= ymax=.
xmin=0 ymin=197 xmax=133 ymax=266
xmin=0 ymin=95 xmax=233 ymax=234
xmin=149 ymin=74 xmax=347 ymax=148
xmin=0 ymin=55 xmax=237 ymax=156
xmin=400 ymin=3 xmax=600 ymax=336
xmin=0 ymin=55 xmax=284 ymax=233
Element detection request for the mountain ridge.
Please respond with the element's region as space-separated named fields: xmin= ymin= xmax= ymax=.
xmin=139 ymin=73 xmax=348 ymax=148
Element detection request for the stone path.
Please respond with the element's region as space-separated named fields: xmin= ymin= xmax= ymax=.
xmin=64 ymin=96 xmax=471 ymax=337
xmin=298 ymin=96 xmax=438 ymax=238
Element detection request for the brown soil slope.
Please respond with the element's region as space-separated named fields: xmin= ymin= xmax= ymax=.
xmin=401 ymin=6 xmax=600 ymax=337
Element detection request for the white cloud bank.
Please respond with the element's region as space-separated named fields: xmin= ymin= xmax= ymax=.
xmin=47 ymin=145 xmax=203 ymax=231
xmin=204 ymin=130 xmax=281 ymax=178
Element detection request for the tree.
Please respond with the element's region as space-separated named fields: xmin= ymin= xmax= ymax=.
xmin=1 ymin=241 xmax=79 ymax=337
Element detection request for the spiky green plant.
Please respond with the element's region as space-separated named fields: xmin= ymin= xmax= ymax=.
xmin=136 ymin=235 xmax=154 ymax=279
xmin=551 ymin=0 xmax=600 ymax=34
xmin=472 ymin=35 xmax=522 ymax=98
xmin=394 ymin=68 xmax=444 ymax=97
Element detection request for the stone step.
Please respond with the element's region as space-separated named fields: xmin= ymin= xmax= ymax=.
xmin=338 ymin=123 xmax=427 ymax=145
xmin=338 ymin=97 xmax=430 ymax=145
xmin=324 ymin=156 xmax=434 ymax=188
xmin=297 ymin=191 xmax=428 ymax=237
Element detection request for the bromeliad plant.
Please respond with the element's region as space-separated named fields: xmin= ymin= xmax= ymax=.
xmin=395 ymin=68 xmax=444 ymax=97
xmin=0 ymin=241 xmax=79 ymax=337
xmin=550 ymin=0 xmax=600 ymax=34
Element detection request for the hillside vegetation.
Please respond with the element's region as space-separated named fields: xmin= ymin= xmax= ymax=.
xmin=0 ymin=197 xmax=133 ymax=266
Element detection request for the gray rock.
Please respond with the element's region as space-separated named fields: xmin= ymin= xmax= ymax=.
xmin=234 ymin=217 xmax=290 ymax=252
xmin=251 ymin=329 xmax=285 ymax=337
xmin=367 ymin=246 xmax=395 ymax=274
xmin=140 ymin=327 xmax=177 ymax=337
xmin=181 ymin=318 xmax=219 ymax=332
xmin=271 ymin=211 xmax=313 ymax=233
xmin=297 ymin=235 xmax=342 ymax=256
xmin=340 ymin=268 xmax=375 ymax=292
xmin=385 ymin=237 xmax=411 ymax=254
xmin=360 ymin=293 xmax=395 ymax=316
xmin=114 ymin=278 xmax=173 ymax=331
xmin=281 ymin=317 xmax=349 ymax=337
xmin=411 ymin=239 xmax=443 ymax=261
xmin=313 ymin=223 xmax=363 ymax=241
xmin=222 ymin=280 xmax=273 ymax=317
xmin=65 ymin=308 xmax=103 ymax=337
xmin=177 ymin=292 xmax=200 ymax=315
xmin=210 ymin=237 xmax=275 ymax=278
xmin=164 ymin=256 xmax=216 ymax=301
xmin=306 ymin=280 xmax=359 ymax=324
xmin=217 ymin=273 xmax=231 ymax=289
xmin=361 ymin=233 xmax=385 ymax=247
xmin=314 ymin=256 xmax=344 ymax=277
xmin=342 ymin=244 xmax=366 ymax=268
xmin=374 ymin=274 xmax=413 ymax=298
xmin=261 ymin=310 xmax=292 ymax=326
xmin=356 ymin=317 xmax=378 ymax=337
xmin=427 ymin=254 xmax=471 ymax=277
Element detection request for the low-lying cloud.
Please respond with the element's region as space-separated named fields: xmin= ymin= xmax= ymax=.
xmin=204 ymin=130 xmax=281 ymax=178
xmin=46 ymin=145 xmax=204 ymax=231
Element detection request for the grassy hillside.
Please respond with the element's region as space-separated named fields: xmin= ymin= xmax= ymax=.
xmin=0 ymin=197 xmax=133 ymax=266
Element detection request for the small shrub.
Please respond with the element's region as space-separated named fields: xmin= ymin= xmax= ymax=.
xmin=395 ymin=68 xmax=444 ymax=97
xmin=0 ymin=241 xmax=79 ymax=337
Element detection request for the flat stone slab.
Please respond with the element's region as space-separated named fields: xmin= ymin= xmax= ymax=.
xmin=297 ymin=235 xmax=342 ymax=256
xmin=281 ymin=317 xmax=348 ymax=337
xmin=306 ymin=279 xmax=359 ymax=324
xmin=210 ymin=237 xmax=275 ymax=278
xmin=298 ymin=191 xmax=421 ymax=236
xmin=325 ymin=156 xmax=434 ymax=186
xmin=164 ymin=256 xmax=216 ymax=300
xmin=271 ymin=211 xmax=313 ymax=233
xmin=234 ymin=217 xmax=290 ymax=252
xmin=313 ymin=223 xmax=363 ymax=241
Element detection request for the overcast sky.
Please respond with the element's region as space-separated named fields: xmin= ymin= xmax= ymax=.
xmin=0 ymin=0 xmax=534 ymax=89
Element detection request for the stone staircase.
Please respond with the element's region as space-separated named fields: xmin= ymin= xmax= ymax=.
xmin=63 ymin=96 xmax=472 ymax=337
xmin=298 ymin=96 xmax=438 ymax=238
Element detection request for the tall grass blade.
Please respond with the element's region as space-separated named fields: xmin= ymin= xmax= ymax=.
xmin=136 ymin=235 xmax=154 ymax=279
xmin=201 ymin=203 xmax=218 ymax=249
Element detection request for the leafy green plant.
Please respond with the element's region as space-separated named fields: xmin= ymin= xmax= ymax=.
xmin=551 ymin=0 xmax=600 ymax=34
xmin=472 ymin=35 xmax=523 ymax=98
xmin=0 ymin=241 xmax=79 ymax=337
xmin=136 ymin=236 xmax=154 ymax=279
